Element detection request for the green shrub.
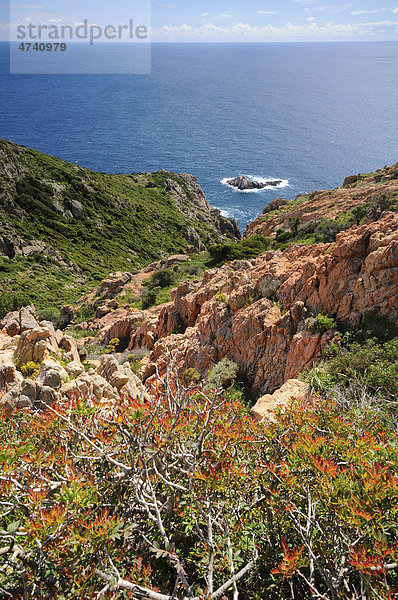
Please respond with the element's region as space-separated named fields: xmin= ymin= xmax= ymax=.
xmin=209 ymin=235 xmax=270 ymax=266
xmin=0 ymin=291 xmax=29 ymax=320
xmin=147 ymin=268 xmax=177 ymax=290
xmin=307 ymin=337 xmax=398 ymax=407
xmin=207 ymin=357 xmax=239 ymax=390
xmin=141 ymin=287 xmax=160 ymax=310
xmin=68 ymin=327 xmax=97 ymax=339
xmin=312 ymin=313 xmax=337 ymax=333
xmin=182 ymin=367 xmax=202 ymax=386
xmin=275 ymin=229 xmax=293 ymax=243
xmin=351 ymin=204 xmax=368 ymax=225
xmin=75 ymin=304 xmax=95 ymax=323
xmin=37 ymin=307 xmax=60 ymax=325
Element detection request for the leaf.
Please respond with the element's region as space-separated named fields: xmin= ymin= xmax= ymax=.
xmin=7 ymin=520 xmax=20 ymax=535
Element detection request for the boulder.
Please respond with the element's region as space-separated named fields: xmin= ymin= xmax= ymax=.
xmin=59 ymin=305 xmax=76 ymax=326
xmin=63 ymin=370 xmax=119 ymax=401
xmin=65 ymin=361 xmax=84 ymax=377
xmin=14 ymin=326 xmax=51 ymax=364
xmin=251 ymin=379 xmax=312 ymax=422
xmin=98 ymin=355 xmax=148 ymax=399
xmin=1 ymin=378 xmax=58 ymax=410
xmin=36 ymin=359 xmax=68 ymax=389
xmin=19 ymin=306 xmax=40 ymax=332
xmin=1 ymin=311 xmax=20 ymax=337
xmin=343 ymin=174 xmax=359 ymax=187
xmin=100 ymin=272 xmax=132 ymax=298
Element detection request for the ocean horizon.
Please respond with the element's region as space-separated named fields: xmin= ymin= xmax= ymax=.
xmin=1 ymin=41 xmax=397 ymax=230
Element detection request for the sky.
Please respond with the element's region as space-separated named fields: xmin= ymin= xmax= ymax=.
xmin=1 ymin=0 xmax=398 ymax=42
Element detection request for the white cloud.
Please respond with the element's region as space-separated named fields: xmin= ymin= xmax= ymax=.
xmin=393 ymin=8 xmax=398 ymax=13
xmin=259 ymin=10 xmax=277 ymax=15
xmin=154 ymin=19 xmax=398 ymax=41
xmin=218 ymin=14 xmax=233 ymax=18
xmin=201 ymin=12 xmax=209 ymax=18
xmin=351 ymin=9 xmax=379 ymax=15
xmin=308 ymin=16 xmax=316 ymax=21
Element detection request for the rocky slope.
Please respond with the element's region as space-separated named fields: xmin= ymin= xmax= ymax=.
xmin=0 ymin=305 xmax=149 ymax=411
xmin=0 ymin=139 xmax=239 ymax=309
xmin=1 ymin=163 xmax=397 ymax=421
xmin=125 ymin=212 xmax=397 ymax=395
xmin=245 ymin=163 xmax=398 ymax=239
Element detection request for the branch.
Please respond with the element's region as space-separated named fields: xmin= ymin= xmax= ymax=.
xmin=95 ymin=554 xmax=258 ymax=600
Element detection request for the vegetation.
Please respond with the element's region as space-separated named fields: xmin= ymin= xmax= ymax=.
xmin=209 ymin=235 xmax=271 ymax=266
xmin=0 ymin=366 xmax=397 ymax=599
xmin=307 ymin=336 xmax=398 ymax=410
xmin=207 ymin=357 xmax=240 ymax=390
xmin=0 ymin=290 xmax=30 ymax=319
xmin=310 ymin=313 xmax=338 ymax=334
xmin=0 ymin=139 xmax=237 ymax=310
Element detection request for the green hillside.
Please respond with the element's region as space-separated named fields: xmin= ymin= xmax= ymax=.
xmin=0 ymin=139 xmax=239 ymax=309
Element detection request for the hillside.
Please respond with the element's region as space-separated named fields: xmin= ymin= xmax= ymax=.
xmin=245 ymin=162 xmax=398 ymax=242
xmin=0 ymin=139 xmax=239 ymax=309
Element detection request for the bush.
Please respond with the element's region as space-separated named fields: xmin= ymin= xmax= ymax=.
xmin=141 ymin=286 xmax=160 ymax=309
xmin=105 ymin=338 xmax=120 ymax=354
xmin=209 ymin=235 xmax=270 ymax=266
xmin=37 ymin=306 xmax=61 ymax=325
xmin=182 ymin=367 xmax=202 ymax=386
xmin=207 ymin=357 xmax=239 ymax=389
xmin=275 ymin=228 xmax=293 ymax=244
xmin=147 ymin=268 xmax=177 ymax=290
xmin=75 ymin=304 xmax=95 ymax=323
xmin=307 ymin=337 xmax=398 ymax=407
xmin=312 ymin=313 xmax=337 ymax=333
xmin=1 ymin=374 xmax=397 ymax=599
xmin=17 ymin=361 xmax=41 ymax=379
xmin=0 ymin=291 xmax=30 ymax=319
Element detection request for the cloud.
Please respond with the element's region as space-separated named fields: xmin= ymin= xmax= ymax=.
xmin=308 ymin=16 xmax=316 ymax=21
xmin=393 ymin=8 xmax=398 ymax=13
xmin=351 ymin=9 xmax=379 ymax=15
xmin=259 ymin=10 xmax=277 ymax=15
xmin=201 ymin=12 xmax=209 ymax=17
xmin=24 ymin=4 xmax=44 ymax=8
xmin=218 ymin=14 xmax=233 ymax=18
xmin=154 ymin=19 xmax=398 ymax=41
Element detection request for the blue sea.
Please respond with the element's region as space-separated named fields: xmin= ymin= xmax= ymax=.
xmin=1 ymin=42 xmax=397 ymax=231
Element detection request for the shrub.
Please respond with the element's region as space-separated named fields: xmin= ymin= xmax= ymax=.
xmin=17 ymin=361 xmax=41 ymax=379
xmin=366 ymin=193 xmax=392 ymax=219
xmin=0 ymin=374 xmax=397 ymax=599
xmin=351 ymin=204 xmax=368 ymax=225
xmin=105 ymin=338 xmax=120 ymax=354
xmin=141 ymin=286 xmax=160 ymax=309
xmin=307 ymin=337 xmax=398 ymax=408
xmin=75 ymin=304 xmax=95 ymax=323
xmin=147 ymin=268 xmax=177 ymax=289
xmin=312 ymin=312 xmax=337 ymax=333
xmin=207 ymin=357 xmax=239 ymax=389
xmin=37 ymin=306 xmax=61 ymax=325
xmin=275 ymin=229 xmax=293 ymax=244
xmin=209 ymin=235 xmax=270 ymax=266
xmin=182 ymin=367 xmax=202 ymax=386
xmin=0 ymin=292 xmax=29 ymax=320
